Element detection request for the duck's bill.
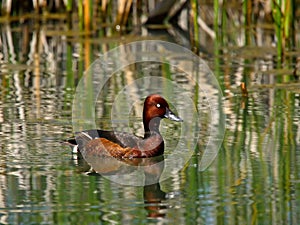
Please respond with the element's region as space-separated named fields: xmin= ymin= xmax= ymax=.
xmin=164 ymin=108 xmax=183 ymax=122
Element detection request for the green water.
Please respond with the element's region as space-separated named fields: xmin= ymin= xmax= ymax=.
xmin=0 ymin=16 xmax=299 ymax=225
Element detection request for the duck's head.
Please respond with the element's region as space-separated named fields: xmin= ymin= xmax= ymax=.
xmin=143 ymin=94 xmax=183 ymax=133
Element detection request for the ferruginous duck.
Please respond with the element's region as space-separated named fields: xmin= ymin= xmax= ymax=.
xmin=65 ymin=94 xmax=183 ymax=158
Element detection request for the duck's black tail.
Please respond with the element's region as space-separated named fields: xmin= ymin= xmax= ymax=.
xmin=62 ymin=130 xmax=101 ymax=153
xmin=75 ymin=131 xmax=93 ymax=150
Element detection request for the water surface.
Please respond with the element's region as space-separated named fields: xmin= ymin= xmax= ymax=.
xmin=0 ymin=19 xmax=299 ymax=225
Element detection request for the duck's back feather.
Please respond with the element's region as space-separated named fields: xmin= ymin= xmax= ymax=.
xmin=66 ymin=129 xmax=142 ymax=149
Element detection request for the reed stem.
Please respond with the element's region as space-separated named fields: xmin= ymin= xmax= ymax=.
xmin=66 ymin=0 xmax=73 ymax=29
xmin=66 ymin=0 xmax=72 ymax=11
xmin=78 ymin=0 xmax=83 ymax=31
xmin=190 ymin=0 xmax=199 ymax=53
xmin=243 ymin=0 xmax=252 ymax=45
xmin=84 ymin=0 xmax=92 ymax=31
xmin=273 ymin=0 xmax=284 ymax=63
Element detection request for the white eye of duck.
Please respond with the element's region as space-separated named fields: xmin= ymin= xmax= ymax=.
xmin=156 ymin=103 xmax=161 ymax=108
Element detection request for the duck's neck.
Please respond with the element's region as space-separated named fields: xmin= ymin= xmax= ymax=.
xmin=143 ymin=117 xmax=161 ymax=138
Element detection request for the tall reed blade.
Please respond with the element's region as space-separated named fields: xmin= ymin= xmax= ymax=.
xmin=273 ymin=0 xmax=284 ymax=64
xmin=190 ymin=0 xmax=199 ymax=53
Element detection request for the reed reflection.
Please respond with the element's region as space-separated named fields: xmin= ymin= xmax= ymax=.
xmin=73 ymin=151 xmax=167 ymax=219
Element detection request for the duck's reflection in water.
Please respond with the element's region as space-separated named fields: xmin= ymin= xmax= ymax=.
xmin=72 ymin=152 xmax=167 ymax=218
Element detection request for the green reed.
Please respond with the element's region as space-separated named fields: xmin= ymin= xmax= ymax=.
xmin=66 ymin=0 xmax=73 ymax=29
xmin=213 ymin=0 xmax=221 ymax=86
xmin=190 ymin=0 xmax=199 ymax=53
xmin=273 ymin=0 xmax=284 ymax=62
xmin=243 ymin=0 xmax=252 ymax=45
xmin=78 ymin=0 xmax=83 ymax=30
xmin=272 ymin=0 xmax=295 ymax=63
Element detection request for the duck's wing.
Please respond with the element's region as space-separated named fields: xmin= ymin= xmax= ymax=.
xmin=64 ymin=129 xmax=141 ymax=151
xmin=99 ymin=130 xmax=141 ymax=148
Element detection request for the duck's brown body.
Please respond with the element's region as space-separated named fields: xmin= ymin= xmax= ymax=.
xmin=77 ymin=132 xmax=164 ymax=158
xmin=66 ymin=94 xmax=182 ymax=158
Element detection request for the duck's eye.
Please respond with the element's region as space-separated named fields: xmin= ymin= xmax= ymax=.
xmin=156 ymin=103 xmax=161 ymax=108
